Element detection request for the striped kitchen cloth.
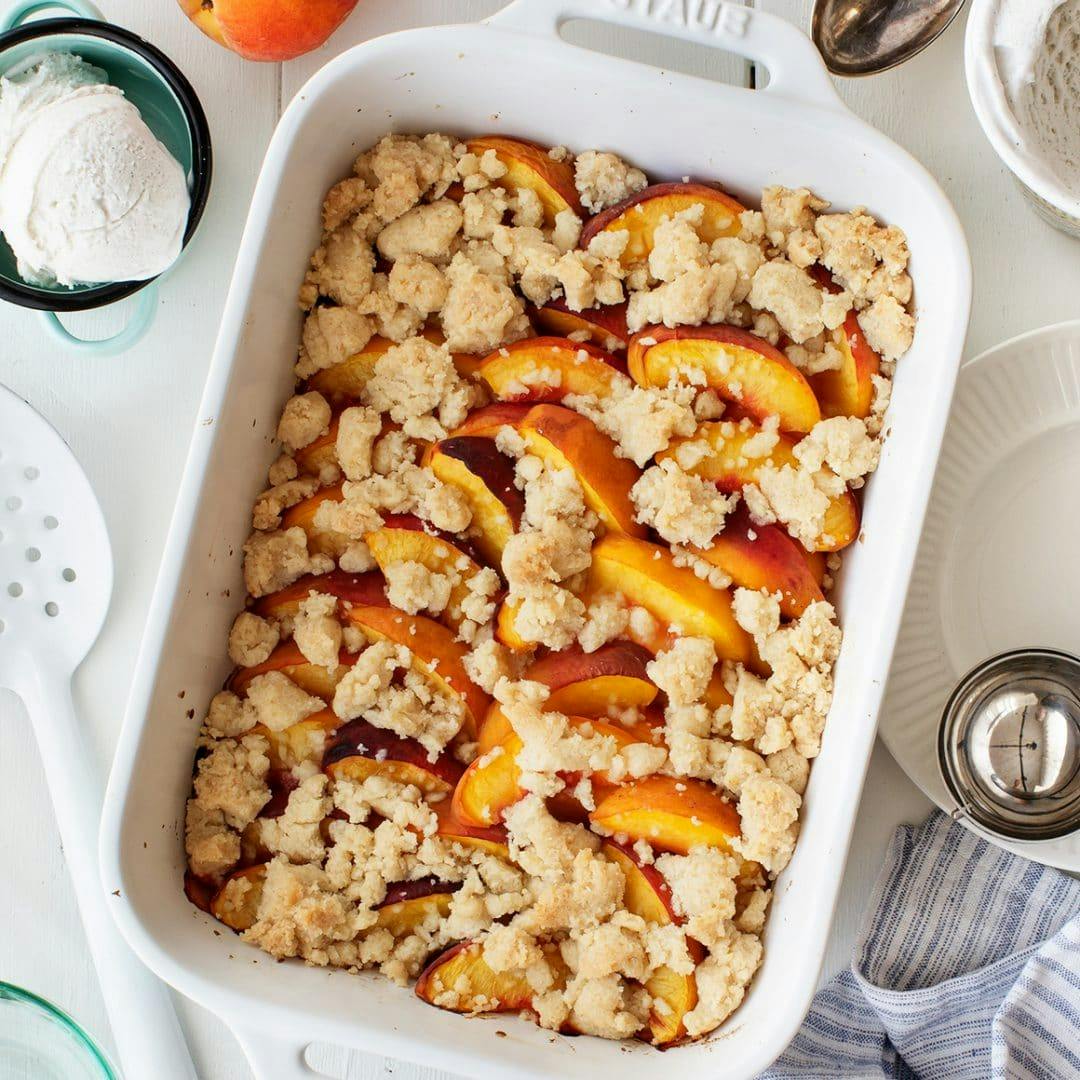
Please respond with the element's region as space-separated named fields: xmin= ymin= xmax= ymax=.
xmin=763 ymin=811 xmax=1080 ymax=1079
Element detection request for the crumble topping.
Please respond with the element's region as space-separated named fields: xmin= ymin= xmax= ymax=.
xmin=277 ymin=392 xmax=332 ymax=453
xmin=186 ymin=132 xmax=916 ymax=1049
xmin=242 ymin=527 xmax=334 ymax=598
xmin=228 ymin=612 xmax=279 ymax=668
xmin=630 ymin=458 xmax=736 ymax=547
xmin=293 ymin=592 xmax=343 ymax=670
xmin=574 ymin=150 xmax=647 ymax=212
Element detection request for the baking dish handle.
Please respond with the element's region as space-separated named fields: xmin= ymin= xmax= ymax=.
xmin=233 ymin=1026 xmax=317 ymax=1080
xmin=486 ymin=0 xmax=843 ymax=111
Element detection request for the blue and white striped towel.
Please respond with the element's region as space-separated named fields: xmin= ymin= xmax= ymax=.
xmin=763 ymin=812 xmax=1080 ymax=1079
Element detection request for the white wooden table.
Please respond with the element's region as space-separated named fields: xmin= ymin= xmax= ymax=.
xmin=3 ymin=2 xmax=1079 ymax=1077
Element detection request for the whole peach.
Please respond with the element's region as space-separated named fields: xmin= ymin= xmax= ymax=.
xmin=178 ymin=0 xmax=359 ymax=62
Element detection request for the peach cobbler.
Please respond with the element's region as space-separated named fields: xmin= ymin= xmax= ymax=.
xmin=184 ymin=133 xmax=914 ymax=1045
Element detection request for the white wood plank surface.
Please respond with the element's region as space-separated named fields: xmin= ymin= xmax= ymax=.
xmin=21 ymin=1 xmax=1068 ymax=1077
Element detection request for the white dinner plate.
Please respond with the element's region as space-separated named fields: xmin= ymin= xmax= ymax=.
xmin=880 ymin=320 xmax=1080 ymax=870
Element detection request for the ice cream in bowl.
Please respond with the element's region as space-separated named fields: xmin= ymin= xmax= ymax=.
xmin=0 ymin=0 xmax=211 ymax=353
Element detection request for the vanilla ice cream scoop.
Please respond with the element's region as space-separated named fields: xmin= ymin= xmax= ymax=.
xmin=0 ymin=52 xmax=190 ymax=287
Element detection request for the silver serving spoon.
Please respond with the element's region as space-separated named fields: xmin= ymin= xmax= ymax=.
xmin=812 ymin=0 xmax=968 ymax=76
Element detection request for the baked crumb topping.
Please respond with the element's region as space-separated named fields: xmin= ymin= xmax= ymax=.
xmin=185 ymin=134 xmax=916 ymax=1048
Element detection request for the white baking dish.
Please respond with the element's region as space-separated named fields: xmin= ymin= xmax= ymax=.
xmin=99 ymin=3 xmax=971 ymax=1077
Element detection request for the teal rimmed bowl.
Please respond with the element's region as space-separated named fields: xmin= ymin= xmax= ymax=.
xmin=0 ymin=0 xmax=212 ymax=353
xmin=0 ymin=981 xmax=117 ymax=1079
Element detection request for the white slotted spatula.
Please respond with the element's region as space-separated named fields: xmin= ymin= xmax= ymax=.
xmin=0 ymin=384 xmax=195 ymax=1080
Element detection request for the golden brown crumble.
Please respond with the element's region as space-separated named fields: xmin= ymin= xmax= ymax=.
xmin=186 ymin=131 xmax=916 ymax=1049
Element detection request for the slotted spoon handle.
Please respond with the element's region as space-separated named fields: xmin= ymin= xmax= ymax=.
xmin=19 ymin=663 xmax=196 ymax=1080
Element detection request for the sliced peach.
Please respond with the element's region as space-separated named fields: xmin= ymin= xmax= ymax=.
xmin=466 ymin=136 xmax=582 ymax=224
xmin=587 ymin=534 xmax=753 ymax=665
xmin=628 ymin=324 xmax=821 ymax=434
xmin=445 ymin=402 xmax=532 ymax=441
xmin=529 ymin=298 xmax=630 ymax=352
xmin=590 ymin=776 xmax=741 ymax=855
xmin=294 ymin=414 xmax=340 ymax=478
xmin=323 ymin=719 xmax=465 ymax=797
xmin=304 ymin=334 xmax=395 ymax=403
xmin=519 ymin=404 xmax=644 ymax=536
xmin=427 ymin=437 xmax=523 ymax=565
xmin=579 ymin=182 xmax=745 ymax=267
xmin=528 ymin=642 xmax=658 ymax=714
xmin=342 ymin=605 xmax=490 ymax=738
xmin=254 ymin=708 xmax=341 ymax=772
xmin=252 ymin=569 xmax=387 ymax=622
xmin=689 ymin=505 xmax=825 ymax=618
xmin=812 ymin=309 xmax=882 ymax=419
xmin=659 ymin=420 xmax=859 ymax=552
xmin=454 ymin=717 xmax=642 ymax=827
xmin=603 ymin=841 xmax=679 ymax=926
xmin=280 ymin=481 xmax=346 ymax=558
xmin=477 ymin=336 xmax=627 ymax=404
xmin=416 ymin=940 xmax=556 ymax=1016
xmin=451 ymin=738 xmax=523 ymax=827
xmin=304 ymin=326 xmax=475 ymax=403
xmin=228 ymin=641 xmax=350 ymax=700
xmin=433 ymin=803 xmax=512 ymax=859
xmin=474 ymin=702 xmax=661 ymax=761
xmin=493 ymin=598 xmax=532 ymax=654
xmin=184 ymin=872 xmax=216 ymax=914
xmin=364 ymin=515 xmax=497 ymax=634
xmin=476 ymin=705 xmax=515 ymax=755
xmin=210 ymin=863 xmax=267 ymax=933
xmin=645 ymin=949 xmax=702 ymax=1046
xmin=804 ymin=548 xmax=827 ymax=585
xmin=602 ymin=844 xmax=701 ymax=1045
xmin=374 ymin=879 xmax=460 ymax=937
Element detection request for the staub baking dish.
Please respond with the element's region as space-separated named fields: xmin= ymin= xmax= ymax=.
xmin=99 ymin=2 xmax=971 ymax=1077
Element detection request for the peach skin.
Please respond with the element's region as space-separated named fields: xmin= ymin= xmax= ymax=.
xmin=364 ymin=514 xmax=498 ymax=635
xmin=228 ymin=640 xmax=351 ymax=700
xmin=466 ymin=136 xmax=582 ymax=224
xmin=374 ymin=879 xmax=460 ymax=937
xmin=587 ymin=534 xmax=754 ymax=664
xmin=519 ymin=404 xmax=645 ymax=536
xmin=415 ymin=940 xmax=566 ymax=1016
xmin=323 ymin=718 xmax=466 ymax=797
xmin=342 ymin=605 xmax=490 ymax=739
xmin=178 ymin=0 xmax=357 ymax=62
xmin=427 ymin=437 xmax=523 ymax=565
xmin=477 ymin=336 xmax=628 ymax=404
xmin=210 ymin=863 xmax=267 ymax=932
xmin=527 ymin=641 xmax=658 ymax=715
xmin=812 ymin=309 xmax=882 ymax=420
xmin=628 ymin=324 xmax=821 ymax=434
xmin=454 ymin=716 xmax=643 ymax=827
xmin=280 ymin=481 xmax=346 ymax=558
xmin=432 ymin=803 xmax=512 ymax=860
xmin=602 ymin=840 xmax=679 ymax=926
xmin=579 ymin=182 xmax=745 ymax=267
xmin=659 ymin=420 xmax=860 ymax=552
xmin=444 ymin=402 xmax=532 ymax=441
xmin=589 ymin=775 xmax=741 ymax=855
xmin=252 ymin=568 xmax=387 ymax=622
xmin=602 ymin=838 xmax=704 ymax=1043
xmin=687 ymin=505 xmax=826 ymax=618
xmin=528 ymin=298 xmax=630 ymax=352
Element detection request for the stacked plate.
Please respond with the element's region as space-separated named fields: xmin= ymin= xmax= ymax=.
xmin=881 ymin=321 xmax=1080 ymax=870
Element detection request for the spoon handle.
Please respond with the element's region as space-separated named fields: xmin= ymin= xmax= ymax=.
xmin=20 ymin=664 xmax=197 ymax=1080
